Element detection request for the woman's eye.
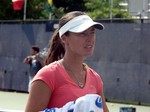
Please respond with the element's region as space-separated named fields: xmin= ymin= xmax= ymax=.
xmin=79 ymin=31 xmax=95 ymax=37
xmin=76 ymin=28 xmax=95 ymax=37
xmin=80 ymin=32 xmax=86 ymax=36
xmin=91 ymin=31 xmax=95 ymax=34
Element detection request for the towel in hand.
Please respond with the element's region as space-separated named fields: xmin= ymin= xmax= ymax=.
xmin=41 ymin=94 xmax=103 ymax=112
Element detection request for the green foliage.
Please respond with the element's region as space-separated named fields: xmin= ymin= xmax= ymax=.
xmin=0 ymin=0 xmax=23 ymax=20
xmin=0 ymin=0 xmax=49 ymax=20
xmin=0 ymin=0 xmax=131 ymax=20
xmin=26 ymin=0 xmax=47 ymax=19
xmin=49 ymin=6 xmax=65 ymax=19
xmin=53 ymin=0 xmax=85 ymax=12
xmin=84 ymin=0 xmax=131 ymax=20
xmin=85 ymin=0 xmax=110 ymax=19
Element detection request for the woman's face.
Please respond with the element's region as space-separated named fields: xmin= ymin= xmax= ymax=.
xmin=64 ymin=26 xmax=96 ymax=57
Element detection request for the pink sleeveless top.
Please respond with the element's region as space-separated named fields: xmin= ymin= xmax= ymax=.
xmin=33 ymin=61 xmax=103 ymax=108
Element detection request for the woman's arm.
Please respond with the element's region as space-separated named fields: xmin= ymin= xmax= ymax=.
xmin=25 ymin=80 xmax=51 ymax=112
xmin=99 ymin=88 xmax=109 ymax=112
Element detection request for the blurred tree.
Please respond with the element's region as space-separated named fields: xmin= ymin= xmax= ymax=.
xmin=53 ymin=0 xmax=85 ymax=12
xmin=0 ymin=0 xmax=48 ymax=20
xmin=84 ymin=0 xmax=131 ymax=20
xmin=0 ymin=0 xmax=131 ymax=20
xmin=26 ymin=0 xmax=47 ymax=19
xmin=0 ymin=0 xmax=23 ymax=20
xmin=50 ymin=0 xmax=86 ymax=19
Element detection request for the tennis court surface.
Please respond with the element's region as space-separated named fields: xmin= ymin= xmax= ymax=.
xmin=0 ymin=91 xmax=150 ymax=112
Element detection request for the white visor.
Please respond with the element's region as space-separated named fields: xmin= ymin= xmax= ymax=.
xmin=59 ymin=15 xmax=104 ymax=38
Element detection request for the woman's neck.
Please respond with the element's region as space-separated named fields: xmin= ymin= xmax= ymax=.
xmin=62 ymin=56 xmax=84 ymax=72
xmin=60 ymin=57 xmax=86 ymax=88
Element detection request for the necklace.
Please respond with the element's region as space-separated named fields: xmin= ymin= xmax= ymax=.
xmin=62 ymin=61 xmax=86 ymax=88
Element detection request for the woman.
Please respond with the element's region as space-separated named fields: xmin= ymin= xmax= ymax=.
xmin=25 ymin=11 xmax=109 ymax=112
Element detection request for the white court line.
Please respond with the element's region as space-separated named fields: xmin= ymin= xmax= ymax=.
xmin=0 ymin=109 xmax=23 ymax=112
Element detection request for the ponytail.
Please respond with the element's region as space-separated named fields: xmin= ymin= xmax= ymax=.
xmin=44 ymin=28 xmax=65 ymax=65
xmin=45 ymin=11 xmax=86 ymax=65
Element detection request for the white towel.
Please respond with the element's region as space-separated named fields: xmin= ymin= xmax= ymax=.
xmin=41 ymin=94 xmax=103 ymax=112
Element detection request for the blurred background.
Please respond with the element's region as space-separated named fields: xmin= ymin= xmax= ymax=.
xmin=0 ymin=0 xmax=150 ymax=112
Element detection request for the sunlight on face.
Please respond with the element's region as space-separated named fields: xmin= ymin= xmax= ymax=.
xmin=66 ymin=27 xmax=96 ymax=57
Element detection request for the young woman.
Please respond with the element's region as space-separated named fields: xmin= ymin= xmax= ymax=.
xmin=25 ymin=11 xmax=109 ymax=112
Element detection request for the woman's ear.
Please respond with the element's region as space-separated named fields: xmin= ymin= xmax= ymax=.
xmin=61 ymin=35 xmax=68 ymax=45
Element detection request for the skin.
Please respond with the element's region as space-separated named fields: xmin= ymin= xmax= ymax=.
xmin=23 ymin=48 xmax=44 ymax=66
xmin=23 ymin=49 xmax=37 ymax=64
xmin=25 ymin=27 xmax=109 ymax=112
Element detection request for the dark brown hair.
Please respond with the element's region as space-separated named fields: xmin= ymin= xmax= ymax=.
xmin=32 ymin=45 xmax=40 ymax=53
xmin=44 ymin=11 xmax=86 ymax=65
